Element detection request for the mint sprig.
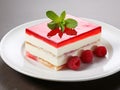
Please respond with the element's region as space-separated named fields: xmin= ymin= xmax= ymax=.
xmin=46 ymin=11 xmax=59 ymax=23
xmin=46 ymin=10 xmax=78 ymax=32
xmin=65 ymin=18 xmax=78 ymax=28
xmin=47 ymin=21 xmax=58 ymax=30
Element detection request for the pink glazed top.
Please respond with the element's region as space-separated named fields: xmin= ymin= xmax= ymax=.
xmin=26 ymin=15 xmax=101 ymax=48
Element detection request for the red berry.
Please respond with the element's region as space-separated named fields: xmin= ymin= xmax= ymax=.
xmin=64 ymin=28 xmax=77 ymax=35
xmin=93 ymin=46 xmax=107 ymax=57
xmin=80 ymin=50 xmax=93 ymax=63
xmin=58 ymin=30 xmax=63 ymax=38
xmin=47 ymin=28 xmax=59 ymax=37
xmin=67 ymin=56 xmax=80 ymax=70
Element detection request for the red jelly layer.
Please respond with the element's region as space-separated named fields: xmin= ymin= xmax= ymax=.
xmin=26 ymin=27 xmax=101 ymax=48
xmin=26 ymin=51 xmax=37 ymax=61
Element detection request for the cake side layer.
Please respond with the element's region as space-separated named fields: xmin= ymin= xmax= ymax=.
xmin=26 ymin=26 xmax=101 ymax=48
xmin=26 ymin=33 xmax=101 ymax=56
xmin=25 ymin=40 xmax=100 ymax=66
xmin=26 ymin=52 xmax=66 ymax=70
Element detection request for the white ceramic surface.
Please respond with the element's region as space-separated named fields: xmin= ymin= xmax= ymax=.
xmin=0 ymin=18 xmax=120 ymax=82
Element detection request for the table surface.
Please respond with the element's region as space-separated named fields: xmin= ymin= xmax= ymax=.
xmin=0 ymin=0 xmax=120 ymax=90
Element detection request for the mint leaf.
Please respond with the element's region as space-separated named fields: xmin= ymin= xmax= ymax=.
xmin=60 ymin=23 xmax=65 ymax=32
xmin=46 ymin=10 xmax=78 ymax=38
xmin=47 ymin=21 xmax=58 ymax=30
xmin=65 ymin=18 xmax=78 ymax=28
xmin=60 ymin=11 xmax=66 ymax=21
xmin=46 ymin=11 xmax=59 ymax=23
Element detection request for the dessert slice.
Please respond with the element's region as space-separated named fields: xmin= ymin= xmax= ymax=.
xmin=25 ymin=11 xmax=101 ymax=70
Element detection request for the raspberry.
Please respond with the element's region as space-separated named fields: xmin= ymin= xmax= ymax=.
xmin=93 ymin=46 xmax=107 ymax=57
xmin=67 ymin=56 xmax=80 ymax=70
xmin=80 ymin=50 xmax=93 ymax=63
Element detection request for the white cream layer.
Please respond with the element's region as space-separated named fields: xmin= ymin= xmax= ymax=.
xmin=26 ymin=33 xmax=101 ymax=56
xmin=25 ymin=41 xmax=99 ymax=66
xmin=25 ymin=40 xmax=100 ymax=66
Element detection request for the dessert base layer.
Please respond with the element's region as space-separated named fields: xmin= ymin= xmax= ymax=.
xmin=25 ymin=39 xmax=100 ymax=67
xmin=26 ymin=52 xmax=66 ymax=71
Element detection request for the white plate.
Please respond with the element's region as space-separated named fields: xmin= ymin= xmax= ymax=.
xmin=0 ymin=18 xmax=120 ymax=82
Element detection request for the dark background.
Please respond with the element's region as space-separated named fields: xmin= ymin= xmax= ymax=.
xmin=0 ymin=0 xmax=120 ymax=90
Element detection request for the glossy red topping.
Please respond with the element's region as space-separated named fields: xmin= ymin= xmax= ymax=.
xmin=26 ymin=27 xmax=101 ymax=48
xmin=47 ymin=28 xmax=60 ymax=38
xmin=47 ymin=27 xmax=77 ymax=38
xmin=64 ymin=27 xmax=77 ymax=35
xmin=26 ymin=15 xmax=101 ymax=48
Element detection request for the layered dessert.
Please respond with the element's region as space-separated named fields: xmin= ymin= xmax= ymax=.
xmin=25 ymin=11 xmax=101 ymax=70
